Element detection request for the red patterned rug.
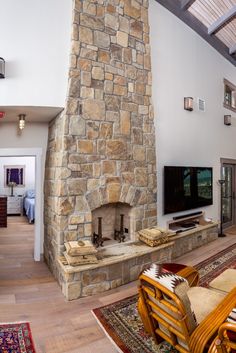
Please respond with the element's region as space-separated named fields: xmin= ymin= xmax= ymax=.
xmin=92 ymin=243 xmax=236 ymax=353
xmin=0 ymin=322 xmax=36 ymax=353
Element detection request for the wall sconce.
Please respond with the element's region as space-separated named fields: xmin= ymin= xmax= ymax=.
xmin=224 ymin=115 xmax=231 ymax=126
xmin=184 ymin=97 xmax=193 ymax=111
xmin=0 ymin=57 xmax=5 ymax=78
xmin=19 ymin=114 xmax=26 ymax=130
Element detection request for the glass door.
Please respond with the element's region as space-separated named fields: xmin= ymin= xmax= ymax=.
xmin=222 ymin=164 xmax=235 ymax=228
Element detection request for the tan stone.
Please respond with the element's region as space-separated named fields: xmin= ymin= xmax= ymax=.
xmin=102 ymin=160 xmax=116 ymax=175
xmin=83 ymin=2 xmax=96 ymax=15
xmin=86 ymin=189 xmax=102 ymax=210
xmin=59 ymin=198 xmax=73 ymax=215
xmin=67 ymin=179 xmax=87 ymax=196
xmin=81 ymin=71 xmax=91 ymax=86
xmin=92 ymin=66 xmax=104 ymax=80
xmin=130 ymin=20 xmax=143 ymax=39
xmin=77 ymin=59 xmax=92 ymax=71
xmin=87 ymin=121 xmax=99 ymax=140
xmin=105 ymin=95 xmax=121 ymax=112
xmin=69 ymin=116 xmax=86 ymax=136
xmin=123 ymin=48 xmax=132 ymax=64
xmin=98 ymin=50 xmax=110 ymax=63
xmin=83 ymin=99 xmax=105 ymax=120
xmin=71 ymin=40 xmax=80 ymax=55
xmin=106 ymin=140 xmax=127 ymax=159
xmin=79 ymin=26 xmax=93 ymax=45
xmin=69 ymin=214 xmax=85 ymax=225
xmin=66 ymin=98 xmax=78 ymax=115
xmin=133 ymin=145 xmax=145 ymax=161
xmin=119 ymin=16 xmax=130 ymax=33
xmin=55 ymin=168 xmax=71 ymax=180
xmin=100 ymin=122 xmax=112 ymax=139
xmin=120 ymin=111 xmax=131 ymax=135
xmin=75 ymin=196 xmax=90 ymax=212
xmin=80 ymin=48 xmax=97 ymax=60
xmin=64 ymin=231 xmax=78 ymax=242
xmin=80 ymin=164 xmax=93 ymax=177
xmin=117 ymin=31 xmax=128 ymax=47
xmin=87 ymin=178 xmax=100 ymax=191
xmin=105 ymin=14 xmax=119 ymax=30
xmin=104 ymin=80 xmax=113 ymax=94
xmin=94 ymin=31 xmax=110 ymax=48
xmin=107 ymin=4 xmax=116 ymax=13
xmin=124 ymin=2 xmax=141 ymax=19
xmin=80 ymin=87 xmax=94 ymax=99
xmin=107 ymin=183 xmax=121 ymax=203
xmin=93 ymin=163 xmax=101 ymax=177
xmin=80 ymin=13 xmax=104 ymax=30
xmin=65 ymin=282 xmax=82 ymax=301
xmin=113 ymin=84 xmax=127 ymax=96
xmin=105 ymin=72 xmax=113 ymax=80
xmin=135 ymin=168 xmax=148 ymax=186
xmin=82 ymin=282 xmax=110 ymax=296
xmin=122 ymin=172 xmax=135 ymax=184
xmin=77 ymin=140 xmax=93 ymax=154
xmin=84 ymin=223 xmax=92 ymax=236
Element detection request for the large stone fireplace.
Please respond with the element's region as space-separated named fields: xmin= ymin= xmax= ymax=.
xmin=44 ymin=0 xmax=165 ymax=299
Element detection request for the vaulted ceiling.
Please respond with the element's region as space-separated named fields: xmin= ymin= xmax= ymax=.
xmin=155 ymin=0 xmax=236 ymax=66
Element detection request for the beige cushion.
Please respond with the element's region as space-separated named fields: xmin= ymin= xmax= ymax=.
xmin=209 ymin=269 xmax=236 ymax=293
xmin=187 ymin=287 xmax=226 ymax=324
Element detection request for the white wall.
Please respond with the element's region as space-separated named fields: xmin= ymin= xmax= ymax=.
xmin=0 ymin=156 xmax=35 ymax=196
xmin=0 ymin=0 xmax=72 ymax=107
xmin=150 ymin=1 xmax=236 ymax=227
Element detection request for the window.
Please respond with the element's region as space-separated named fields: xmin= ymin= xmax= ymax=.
xmin=224 ymin=78 xmax=236 ymax=113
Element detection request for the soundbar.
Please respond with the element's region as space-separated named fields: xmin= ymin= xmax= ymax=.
xmin=173 ymin=211 xmax=202 ymax=221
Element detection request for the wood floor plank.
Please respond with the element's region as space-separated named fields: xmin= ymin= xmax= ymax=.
xmin=0 ymin=215 xmax=235 ymax=352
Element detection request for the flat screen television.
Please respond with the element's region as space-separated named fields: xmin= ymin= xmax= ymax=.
xmin=164 ymin=166 xmax=213 ymax=215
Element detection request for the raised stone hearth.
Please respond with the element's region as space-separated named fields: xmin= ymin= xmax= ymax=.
xmin=59 ymin=241 xmax=174 ymax=300
xmin=44 ymin=0 xmax=157 ymax=300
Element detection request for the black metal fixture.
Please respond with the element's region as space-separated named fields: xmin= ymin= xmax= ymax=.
xmin=218 ymin=179 xmax=226 ymax=237
xmin=0 ymin=58 xmax=5 ymax=78
xmin=184 ymin=97 xmax=193 ymax=111
xmin=224 ymin=115 xmax=231 ymax=126
xmin=19 ymin=114 xmax=26 ymax=130
xmin=114 ymin=214 xmax=126 ymax=243
xmin=92 ymin=217 xmax=104 ymax=247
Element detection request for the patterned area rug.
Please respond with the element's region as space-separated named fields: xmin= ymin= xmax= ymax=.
xmin=92 ymin=243 xmax=236 ymax=353
xmin=0 ymin=322 xmax=36 ymax=353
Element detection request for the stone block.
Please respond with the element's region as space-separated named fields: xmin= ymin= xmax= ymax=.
xmin=83 ymin=99 xmax=105 ymax=120
xmin=59 ymin=198 xmax=74 ymax=215
xmin=100 ymin=122 xmax=113 ymax=139
xmin=92 ymin=66 xmax=104 ymax=80
xmin=107 ymin=183 xmax=121 ymax=203
xmin=113 ymin=84 xmax=127 ymax=96
xmin=94 ymin=31 xmax=110 ymax=49
xmin=69 ymin=116 xmax=86 ymax=136
xmin=82 ymin=282 xmax=110 ymax=297
xmin=117 ymin=31 xmax=128 ymax=47
xmin=102 ymin=160 xmax=116 ymax=175
xmin=98 ymin=50 xmax=110 ymax=63
xmin=67 ymin=179 xmax=87 ymax=196
xmin=133 ymin=145 xmax=145 ymax=161
xmin=81 ymin=71 xmax=91 ymax=86
xmin=120 ymin=111 xmax=131 ymax=135
xmin=105 ymin=95 xmax=121 ymax=111
xmin=77 ymin=140 xmax=94 ymax=154
xmin=87 ymin=121 xmax=99 ymax=139
xmin=130 ymin=20 xmax=143 ymax=39
xmin=105 ymin=14 xmax=119 ymax=30
xmin=80 ymin=13 xmax=104 ymax=30
xmin=106 ymin=140 xmax=127 ymax=159
xmin=64 ymin=282 xmax=82 ymax=301
xmin=69 ymin=214 xmax=84 ymax=225
xmin=79 ymin=26 xmax=93 ymax=45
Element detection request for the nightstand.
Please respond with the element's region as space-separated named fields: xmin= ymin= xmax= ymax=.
xmin=7 ymin=196 xmax=23 ymax=215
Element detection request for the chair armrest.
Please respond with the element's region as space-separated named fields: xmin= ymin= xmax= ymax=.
xmin=190 ymin=287 xmax=236 ymax=353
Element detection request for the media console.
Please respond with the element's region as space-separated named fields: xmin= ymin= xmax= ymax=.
xmin=167 ymin=212 xmax=218 ymax=258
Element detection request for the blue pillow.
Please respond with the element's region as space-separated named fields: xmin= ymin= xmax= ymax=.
xmin=25 ymin=189 xmax=35 ymax=198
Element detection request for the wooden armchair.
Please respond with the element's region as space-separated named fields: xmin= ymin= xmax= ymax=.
xmin=138 ymin=264 xmax=236 ymax=353
xmin=209 ymin=321 xmax=236 ymax=353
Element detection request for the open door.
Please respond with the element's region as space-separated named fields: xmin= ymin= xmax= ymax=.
xmin=221 ymin=163 xmax=236 ymax=229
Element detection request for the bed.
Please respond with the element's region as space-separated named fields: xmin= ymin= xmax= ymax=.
xmin=24 ymin=189 xmax=35 ymax=223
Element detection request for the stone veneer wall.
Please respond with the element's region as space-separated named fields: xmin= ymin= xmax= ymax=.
xmin=44 ymin=0 xmax=157 ymax=282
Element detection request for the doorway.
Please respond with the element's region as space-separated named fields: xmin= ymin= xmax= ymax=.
xmin=221 ymin=159 xmax=236 ymax=229
xmin=0 ymin=148 xmax=43 ymax=261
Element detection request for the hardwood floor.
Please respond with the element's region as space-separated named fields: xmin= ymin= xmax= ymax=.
xmin=0 ymin=217 xmax=235 ymax=353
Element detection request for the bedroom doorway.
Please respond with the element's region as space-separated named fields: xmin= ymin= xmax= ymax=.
xmin=0 ymin=148 xmax=43 ymax=261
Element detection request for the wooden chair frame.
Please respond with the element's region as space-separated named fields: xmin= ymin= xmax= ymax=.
xmin=209 ymin=323 xmax=236 ymax=353
xmin=139 ymin=273 xmax=236 ymax=353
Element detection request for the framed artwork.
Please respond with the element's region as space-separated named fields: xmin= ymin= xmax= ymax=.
xmin=4 ymin=165 xmax=25 ymax=187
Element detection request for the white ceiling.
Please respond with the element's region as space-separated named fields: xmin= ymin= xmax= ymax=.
xmin=0 ymin=106 xmax=64 ymax=124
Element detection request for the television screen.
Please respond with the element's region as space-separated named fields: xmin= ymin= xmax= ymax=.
xmin=164 ymin=166 xmax=213 ymax=214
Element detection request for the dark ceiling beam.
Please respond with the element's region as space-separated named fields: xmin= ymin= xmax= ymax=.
xmin=229 ymin=43 xmax=236 ymax=55
xmin=208 ymin=5 xmax=236 ymax=35
xmin=181 ymin=0 xmax=196 ymax=11
xmin=154 ymin=0 xmax=236 ymax=67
